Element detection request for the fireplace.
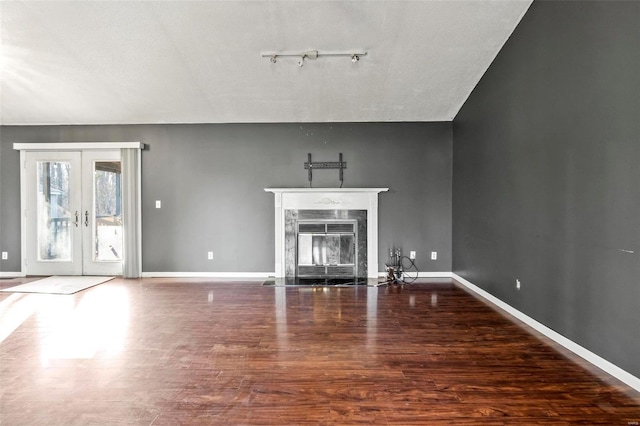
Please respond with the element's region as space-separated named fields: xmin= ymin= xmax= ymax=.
xmin=296 ymin=220 xmax=357 ymax=278
xmin=265 ymin=188 xmax=388 ymax=280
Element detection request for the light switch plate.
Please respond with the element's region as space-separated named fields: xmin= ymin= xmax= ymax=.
xmin=155 ymin=200 xmax=161 ymax=209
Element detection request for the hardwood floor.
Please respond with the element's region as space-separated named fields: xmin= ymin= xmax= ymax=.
xmin=0 ymin=278 xmax=638 ymax=425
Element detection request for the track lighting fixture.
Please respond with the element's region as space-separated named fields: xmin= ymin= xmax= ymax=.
xmin=261 ymin=50 xmax=367 ymax=67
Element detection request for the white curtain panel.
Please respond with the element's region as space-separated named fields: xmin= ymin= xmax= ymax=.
xmin=121 ymin=148 xmax=142 ymax=278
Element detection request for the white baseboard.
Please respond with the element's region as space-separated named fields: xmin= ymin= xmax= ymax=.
xmin=144 ymin=272 xmax=452 ymax=280
xmin=141 ymin=272 xmax=272 ymax=280
xmin=417 ymin=271 xmax=453 ymax=278
xmin=0 ymin=272 xmax=25 ymax=278
xmin=451 ymin=273 xmax=640 ymax=393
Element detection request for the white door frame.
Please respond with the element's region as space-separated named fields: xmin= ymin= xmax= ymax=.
xmin=15 ymin=142 xmax=143 ymax=276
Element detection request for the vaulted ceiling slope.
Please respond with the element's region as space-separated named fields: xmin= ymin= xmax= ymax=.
xmin=0 ymin=1 xmax=532 ymax=125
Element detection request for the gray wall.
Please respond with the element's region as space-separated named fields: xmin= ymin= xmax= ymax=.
xmin=453 ymin=1 xmax=640 ymax=376
xmin=0 ymin=129 xmax=21 ymax=272
xmin=0 ymin=122 xmax=452 ymax=274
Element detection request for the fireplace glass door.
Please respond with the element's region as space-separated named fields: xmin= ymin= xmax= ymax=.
xmin=297 ymin=221 xmax=357 ymax=277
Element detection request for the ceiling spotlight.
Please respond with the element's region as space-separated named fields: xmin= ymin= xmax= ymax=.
xmin=304 ymin=50 xmax=318 ymax=60
xmin=351 ymin=54 xmax=359 ymax=62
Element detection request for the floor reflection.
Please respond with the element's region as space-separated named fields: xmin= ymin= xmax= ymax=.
xmin=275 ymin=286 xmax=288 ymax=348
xmin=367 ymin=286 xmax=378 ymax=349
xmin=37 ymin=286 xmax=129 ymax=366
xmin=0 ymin=293 xmax=39 ymax=344
xmin=273 ymin=285 xmax=380 ymax=353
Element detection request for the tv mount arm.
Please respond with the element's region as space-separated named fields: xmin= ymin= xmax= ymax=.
xmin=304 ymin=153 xmax=347 ymax=188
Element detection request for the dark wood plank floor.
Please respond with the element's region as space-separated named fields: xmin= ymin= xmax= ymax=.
xmin=0 ymin=278 xmax=638 ymax=425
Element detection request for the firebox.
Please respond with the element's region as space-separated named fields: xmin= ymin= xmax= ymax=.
xmin=296 ymin=220 xmax=357 ymax=278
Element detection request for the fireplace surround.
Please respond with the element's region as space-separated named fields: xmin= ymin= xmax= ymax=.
xmin=265 ymin=188 xmax=388 ymax=279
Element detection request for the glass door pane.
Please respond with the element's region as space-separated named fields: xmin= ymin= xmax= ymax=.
xmin=37 ymin=161 xmax=73 ymax=261
xmin=26 ymin=151 xmax=82 ymax=276
xmin=325 ymin=235 xmax=340 ymax=265
xmin=82 ymin=150 xmax=122 ymax=276
xmin=339 ymin=234 xmax=355 ymax=265
xmin=93 ymin=161 xmax=122 ymax=262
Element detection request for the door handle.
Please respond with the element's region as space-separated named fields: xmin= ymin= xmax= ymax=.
xmin=74 ymin=211 xmax=79 ymax=227
xmin=84 ymin=211 xmax=89 ymax=227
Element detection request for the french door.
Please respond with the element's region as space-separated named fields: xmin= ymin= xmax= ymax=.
xmin=25 ymin=150 xmax=123 ymax=276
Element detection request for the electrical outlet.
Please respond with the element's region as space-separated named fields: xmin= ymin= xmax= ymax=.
xmin=431 ymin=251 xmax=437 ymax=260
xmin=516 ymin=279 xmax=521 ymax=290
xmin=1 ymin=252 xmax=7 ymax=260
xmin=155 ymin=200 xmax=161 ymax=209
xmin=409 ymin=251 xmax=416 ymax=260
xmin=207 ymin=251 xmax=213 ymax=260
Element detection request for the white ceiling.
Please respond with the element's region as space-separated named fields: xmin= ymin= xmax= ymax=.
xmin=0 ymin=1 xmax=532 ymax=125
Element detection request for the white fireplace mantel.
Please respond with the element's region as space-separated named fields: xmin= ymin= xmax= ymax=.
xmin=265 ymin=188 xmax=388 ymax=278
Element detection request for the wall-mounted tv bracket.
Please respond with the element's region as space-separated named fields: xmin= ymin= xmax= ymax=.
xmin=304 ymin=153 xmax=347 ymax=188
